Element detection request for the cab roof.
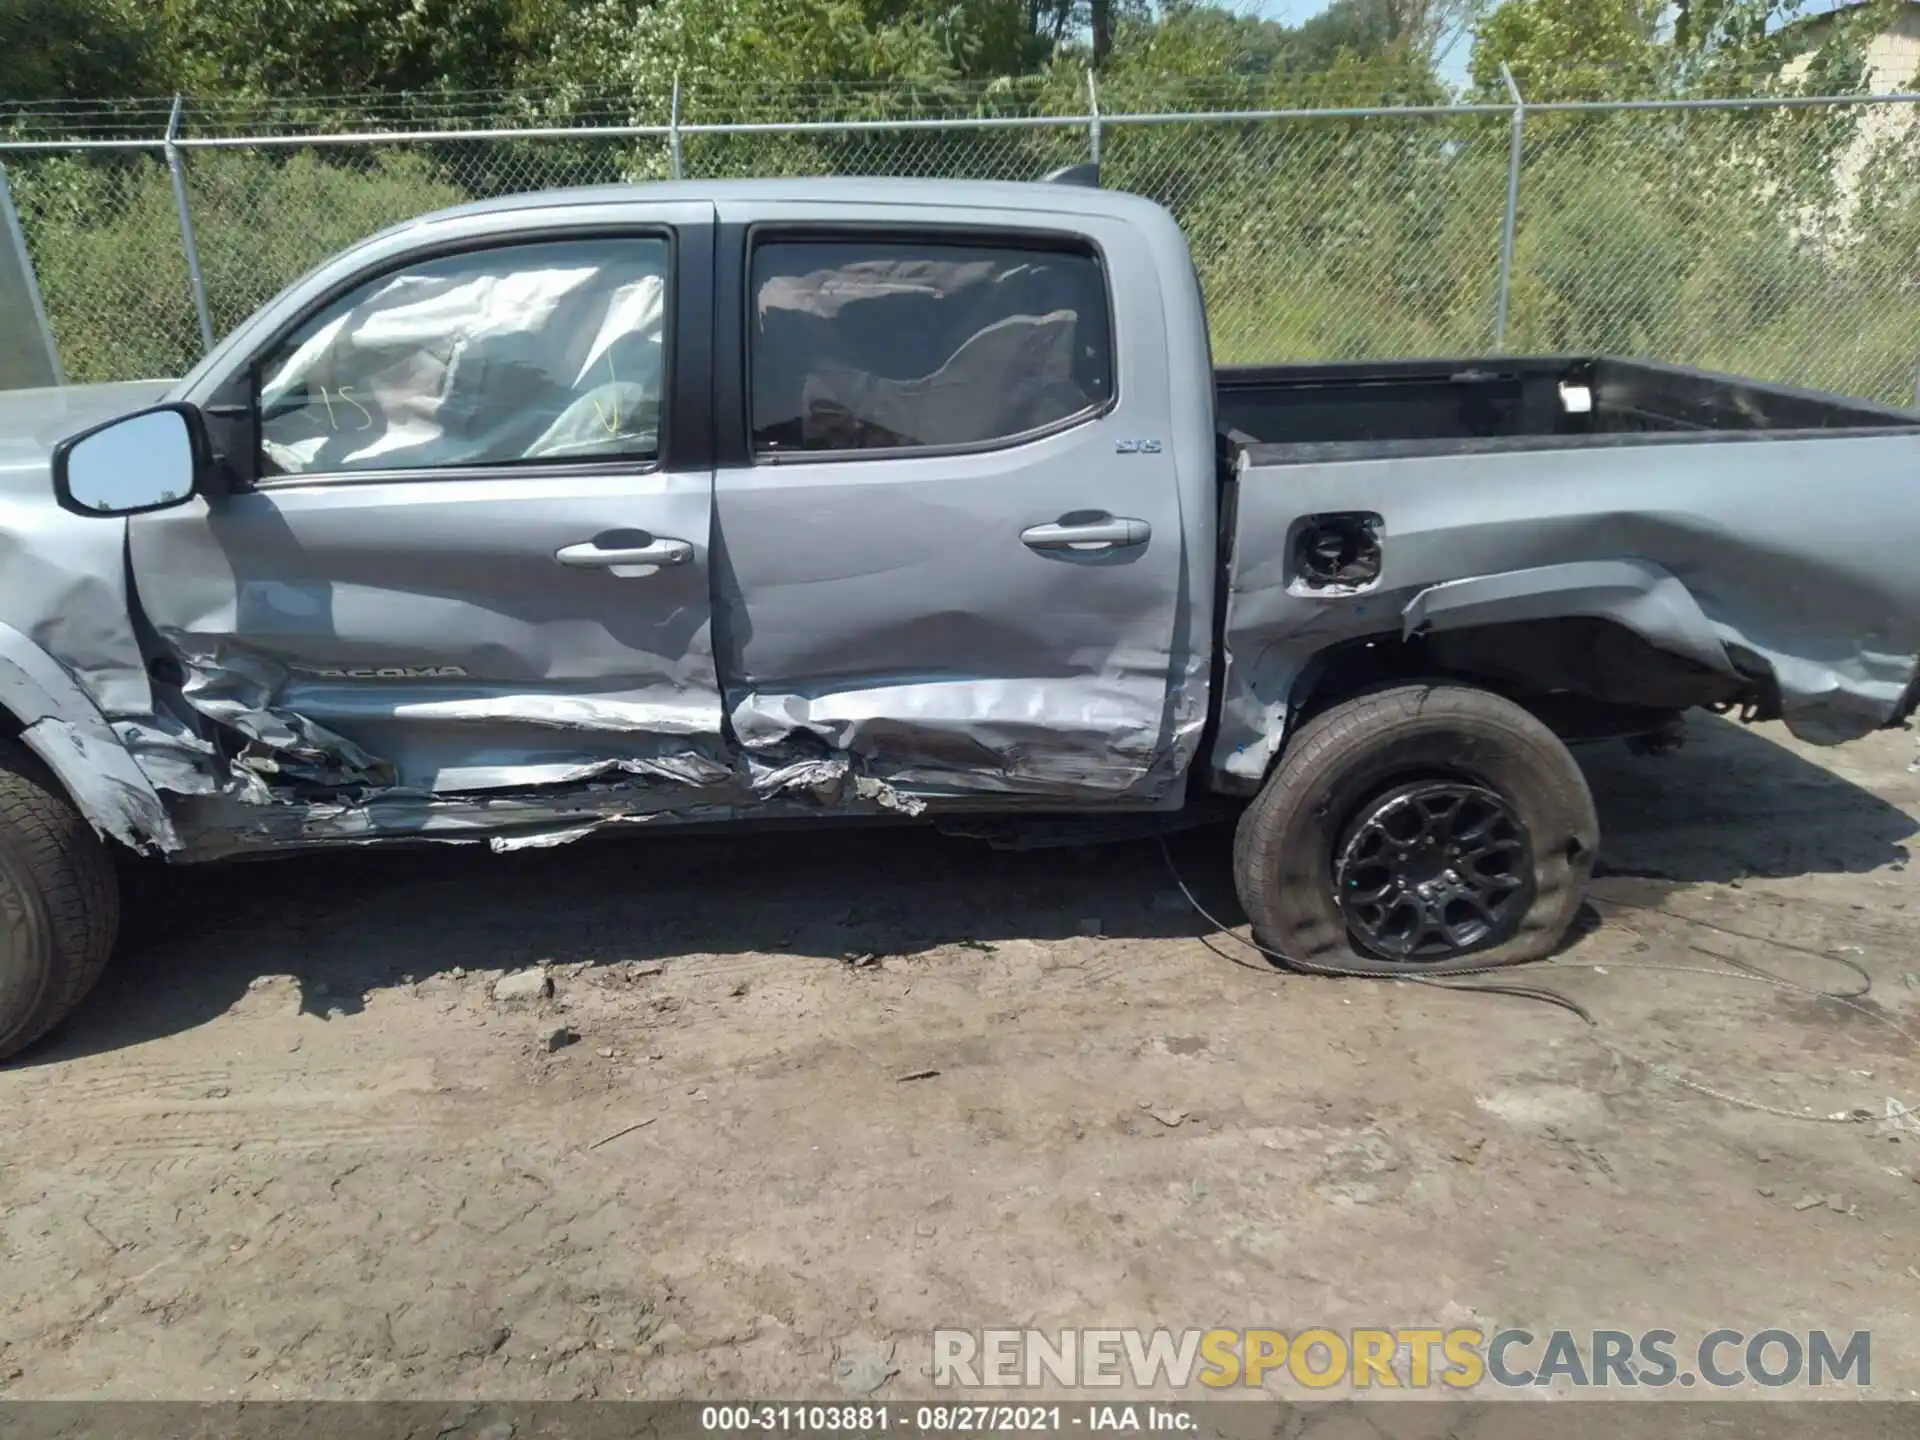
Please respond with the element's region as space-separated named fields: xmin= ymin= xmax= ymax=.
xmin=412 ymin=175 xmax=1169 ymax=229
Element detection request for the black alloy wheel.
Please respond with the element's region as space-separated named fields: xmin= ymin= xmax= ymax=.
xmin=1333 ymin=779 xmax=1534 ymax=961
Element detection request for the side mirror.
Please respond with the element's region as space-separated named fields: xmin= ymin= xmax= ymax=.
xmin=53 ymin=403 xmax=207 ymax=518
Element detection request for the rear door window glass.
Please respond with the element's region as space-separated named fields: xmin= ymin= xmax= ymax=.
xmin=749 ymin=238 xmax=1112 ymax=455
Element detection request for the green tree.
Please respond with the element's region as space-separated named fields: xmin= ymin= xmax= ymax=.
xmin=1291 ymin=0 xmax=1487 ymax=72
xmin=1468 ymin=0 xmax=1664 ymax=100
xmin=0 ymin=0 xmax=167 ymax=103
xmin=533 ymin=0 xmax=963 ymax=107
xmin=1106 ymin=0 xmax=1292 ymax=77
xmin=157 ymin=0 xmax=549 ymax=96
xmin=1470 ymin=0 xmax=1906 ymax=99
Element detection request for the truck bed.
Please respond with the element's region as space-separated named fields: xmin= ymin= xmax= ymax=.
xmin=1208 ymin=353 xmax=1920 ymax=795
xmin=1215 ymin=355 xmax=1920 ymax=454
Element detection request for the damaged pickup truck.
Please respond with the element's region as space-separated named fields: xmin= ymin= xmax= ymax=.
xmin=3 ymin=175 xmax=1918 ymax=1057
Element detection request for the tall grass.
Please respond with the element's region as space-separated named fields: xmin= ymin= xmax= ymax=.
xmin=10 ymin=98 xmax=1919 ymax=403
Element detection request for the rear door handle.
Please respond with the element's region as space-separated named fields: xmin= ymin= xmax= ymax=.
xmin=1020 ymin=515 xmax=1151 ymax=552
xmin=555 ymin=538 xmax=694 ymax=569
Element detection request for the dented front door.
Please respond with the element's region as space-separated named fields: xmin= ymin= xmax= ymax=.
xmin=130 ymin=210 xmax=736 ymax=804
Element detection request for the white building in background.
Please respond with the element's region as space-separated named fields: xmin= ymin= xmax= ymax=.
xmin=1781 ymin=0 xmax=1920 ymax=91
xmin=1776 ymin=1 xmax=1920 ymax=231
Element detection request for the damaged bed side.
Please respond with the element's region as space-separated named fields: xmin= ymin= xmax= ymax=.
xmin=1211 ymin=423 xmax=1920 ymax=791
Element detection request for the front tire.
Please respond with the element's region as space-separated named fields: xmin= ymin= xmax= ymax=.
xmin=1232 ymin=683 xmax=1597 ymax=974
xmin=0 ymin=739 xmax=120 ymax=1060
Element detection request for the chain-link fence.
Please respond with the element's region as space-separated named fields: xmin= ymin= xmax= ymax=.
xmin=4 ymin=75 xmax=1919 ymax=404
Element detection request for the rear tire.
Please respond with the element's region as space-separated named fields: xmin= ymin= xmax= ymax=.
xmin=1232 ymin=683 xmax=1597 ymax=974
xmin=0 ymin=739 xmax=120 ymax=1060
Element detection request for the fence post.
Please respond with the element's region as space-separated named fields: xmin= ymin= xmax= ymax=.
xmin=0 ymin=161 xmax=65 ymax=385
xmin=669 ymin=75 xmax=685 ymax=180
xmin=164 ymin=95 xmax=215 ymax=355
xmin=1494 ymin=64 xmax=1524 ymax=351
xmin=1086 ymin=68 xmax=1102 ymax=165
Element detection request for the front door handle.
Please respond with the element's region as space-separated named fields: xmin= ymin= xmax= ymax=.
xmin=1020 ymin=515 xmax=1151 ymax=552
xmin=555 ymin=538 xmax=694 ymax=569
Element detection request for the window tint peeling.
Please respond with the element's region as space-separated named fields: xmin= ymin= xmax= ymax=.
xmin=750 ymin=239 xmax=1113 ymax=455
xmin=258 ymin=237 xmax=669 ymax=477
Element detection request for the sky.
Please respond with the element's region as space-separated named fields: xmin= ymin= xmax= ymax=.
xmin=1245 ymin=0 xmax=1335 ymax=20
xmin=1239 ymin=0 xmax=1476 ymax=83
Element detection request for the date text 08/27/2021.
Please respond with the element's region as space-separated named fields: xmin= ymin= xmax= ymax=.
xmin=700 ymin=1406 xmax=1193 ymax=1434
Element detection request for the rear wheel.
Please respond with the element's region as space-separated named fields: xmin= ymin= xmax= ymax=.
xmin=1232 ymin=683 xmax=1597 ymax=974
xmin=0 ymin=739 xmax=120 ymax=1060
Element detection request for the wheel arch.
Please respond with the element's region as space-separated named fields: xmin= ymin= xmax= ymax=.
xmin=1213 ymin=559 xmax=1757 ymax=797
xmin=0 ymin=624 xmax=177 ymax=854
xmin=1399 ymin=559 xmax=1736 ymax=676
xmin=1270 ymin=563 xmax=1759 ymax=777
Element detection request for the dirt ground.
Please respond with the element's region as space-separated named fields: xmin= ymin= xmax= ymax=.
xmin=0 ymin=712 xmax=1917 ymax=1402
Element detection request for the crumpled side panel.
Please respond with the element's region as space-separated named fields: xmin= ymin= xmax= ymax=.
xmin=127 ymin=619 xmax=944 ymax=859
xmin=726 ymin=674 xmax=1170 ymax=799
xmin=174 ymin=647 xmax=396 ymax=790
xmin=131 ymin=632 xmax=934 ymax=856
xmin=21 ymin=715 xmax=180 ymax=853
xmin=1215 ymin=433 xmax=1920 ymax=789
xmin=163 ymin=745 xmax=927 ymax=860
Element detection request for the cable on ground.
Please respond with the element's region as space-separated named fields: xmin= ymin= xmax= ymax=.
xmin=1156 ymin=836 xmax=1918 ymax=1126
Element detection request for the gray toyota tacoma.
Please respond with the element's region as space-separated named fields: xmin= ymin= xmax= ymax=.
xmin=2 ymin=175 xmax=1917 ymax=1057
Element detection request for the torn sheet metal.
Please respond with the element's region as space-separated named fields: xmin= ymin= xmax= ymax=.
xmin=1213 ymin=433 xmax=1920 ymax=789
xmin=21 ymin=716 xmax=179 ymax=853
xmin=175 ymin=647 xmax=396 ymax=791
xmin=162 ymin=745 xmax=929 ymax=861
xmin=746 ymin=754 xmax=927 ymax=815
xmin=112 ymin=714 xmax=227 ymax=797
